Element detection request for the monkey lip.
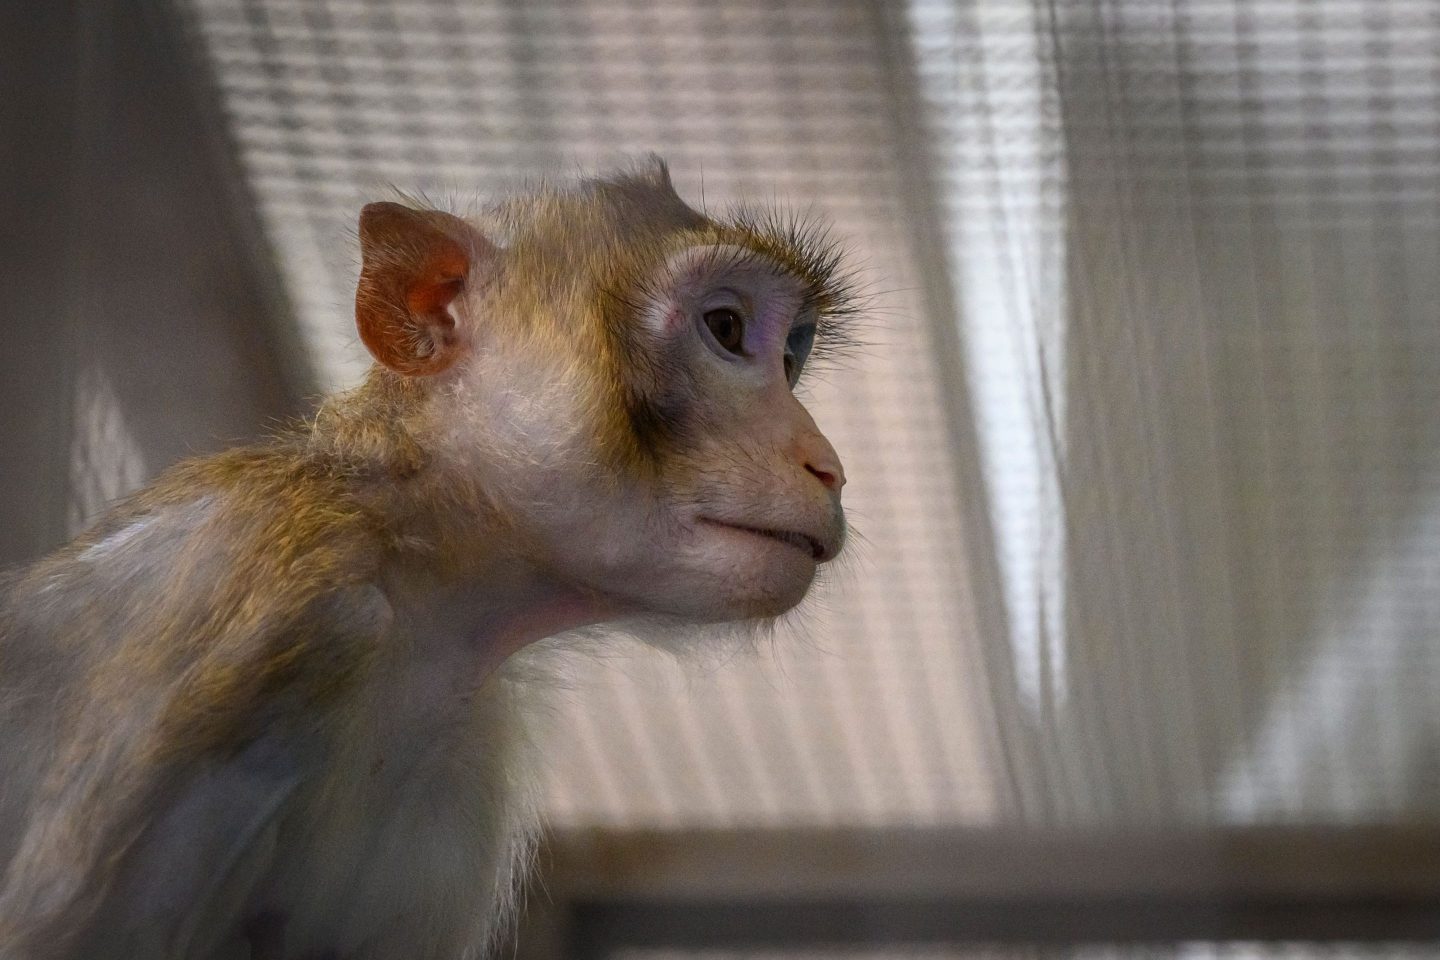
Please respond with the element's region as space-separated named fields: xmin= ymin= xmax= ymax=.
xmin=698 ymin=518 xmax=829 ymax=561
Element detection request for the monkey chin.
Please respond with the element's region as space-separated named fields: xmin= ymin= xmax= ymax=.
xmin=680 ymin=521 xmax=824 ymax=622
xmin=632 ymin=569 xmax=815 ymax=643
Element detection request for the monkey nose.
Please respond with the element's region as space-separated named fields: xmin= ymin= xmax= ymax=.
xmin=800 ymin=438 xmax=846 ymax=493
xmin=806 ymin=460 xmax=844 ymax=492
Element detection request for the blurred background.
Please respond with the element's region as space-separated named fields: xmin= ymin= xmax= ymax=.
xmin=5 ymin=0 xmax=1440 ymax=956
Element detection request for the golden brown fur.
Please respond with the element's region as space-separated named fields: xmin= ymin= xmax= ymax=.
xmin=0 ymin=158 xmax=853 ymax=959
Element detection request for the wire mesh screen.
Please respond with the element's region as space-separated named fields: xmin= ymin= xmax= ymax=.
xmin=178 ymin=0 xmax=1440 ymax=833
xmin=68 ymin=365 xmax=149 ymax=538
xmin=909 ymin=0 xmax=1440 ymax=826
xmin=181 ymin=0 xmax=997 ymax=828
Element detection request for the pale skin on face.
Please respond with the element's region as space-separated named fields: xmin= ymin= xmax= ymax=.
xmin=379 ymin=250 xmax=845 ymax=679
xmin=414 ymin=235 xmax=847 ymax=642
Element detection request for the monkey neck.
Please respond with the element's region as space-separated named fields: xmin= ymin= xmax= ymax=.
xmin=309 ymin=368 xmax=432 ymax=476
xmin=376 ymin=555 xmax=614 ymax=691
xmin=305 ymin=367 xmax=625 ymax=678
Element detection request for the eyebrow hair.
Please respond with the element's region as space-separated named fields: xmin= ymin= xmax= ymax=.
xmin=721 ymin=206 xmax=861 ymax=322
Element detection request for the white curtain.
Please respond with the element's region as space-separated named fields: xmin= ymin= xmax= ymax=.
xmin=912 ymin=0 xmax=1440 ymax=826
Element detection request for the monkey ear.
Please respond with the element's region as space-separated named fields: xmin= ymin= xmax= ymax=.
xmin=355 ymin=202 xmax=493 ymax=377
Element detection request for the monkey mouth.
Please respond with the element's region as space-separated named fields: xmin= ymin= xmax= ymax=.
xmin=699 ymin=518 xmax=827 ymax=561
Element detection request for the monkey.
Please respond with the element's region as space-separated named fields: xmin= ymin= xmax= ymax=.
xmin=0 ymin=158 xmax=854 ymax=960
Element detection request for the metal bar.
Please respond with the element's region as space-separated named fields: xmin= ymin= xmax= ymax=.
xmin=517 ymin=827 xmax=1440 ymax=954
xmin=571 ymin=897 xmax=1440 ymax=954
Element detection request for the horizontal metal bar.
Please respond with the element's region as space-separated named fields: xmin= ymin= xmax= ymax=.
xmin=542 ymin=826 xmax=1440 ymax=901
xmin=571 ymin=896 xmax=1440 ymax=951
xmin=519 ymin=826 xmax=1440 ymax=955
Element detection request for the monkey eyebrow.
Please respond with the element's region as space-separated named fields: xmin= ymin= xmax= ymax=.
xmin=657 ymin=245 xmax=784 ymax=293
xmin=614 ymin=245 xmax=778 ymax=318
xmin=599 ymin=223 xmax=863 ymax=370
xmin=716 ymin=209 xmax=862 ymax=330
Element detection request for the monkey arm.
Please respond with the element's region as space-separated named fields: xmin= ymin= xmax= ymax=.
xmin=0 ymin=735 xmax=305 ymax=960
xmin=64 ymin=737 xmax=303 ymax=960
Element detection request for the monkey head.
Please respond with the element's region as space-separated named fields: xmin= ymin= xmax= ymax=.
xmin=353 ymin=161 xmax=854 ymax=625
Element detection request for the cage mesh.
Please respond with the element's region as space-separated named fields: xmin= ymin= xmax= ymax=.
xmin=182 ymin=0 xmax=996 ymax=828
xmin=909 ymin=0 xmax=1440 ymax=826
xmin=179 ymin=0 xmax=1440 ymax=832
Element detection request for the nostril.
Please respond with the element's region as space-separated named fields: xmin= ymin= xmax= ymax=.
xmin=806 ymin=462 xmax=841 ymax=491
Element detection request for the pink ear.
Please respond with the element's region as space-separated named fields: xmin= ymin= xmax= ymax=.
xmin=355 ymin=202 xmax=489 ymax=376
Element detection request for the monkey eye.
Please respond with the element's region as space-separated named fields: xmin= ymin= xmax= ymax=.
xmin=784 ymin=322 xmax=816 ymax=387
xmin=702 ymin=307 xmax=746 ymax=356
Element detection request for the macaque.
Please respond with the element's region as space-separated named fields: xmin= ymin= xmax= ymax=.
xmin=0 ymin=159 xmax=852 ymax=959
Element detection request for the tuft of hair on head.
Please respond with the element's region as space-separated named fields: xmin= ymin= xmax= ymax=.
xmin=612 ymin=152 xmax=676 ymax=192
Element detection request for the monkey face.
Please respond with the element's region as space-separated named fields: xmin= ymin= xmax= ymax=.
xmin=355 ymin=167 xmax=854 ymax=625
xmin=452 ymin=243 xmax=847 ymax=625
xmin=615 ymin=244 xmax=848 ymax=621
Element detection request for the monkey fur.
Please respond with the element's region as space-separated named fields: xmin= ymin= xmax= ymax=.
xmin=0 ymin=159 xmax=854 ymax=960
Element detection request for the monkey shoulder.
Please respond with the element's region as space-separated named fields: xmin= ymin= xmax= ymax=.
xmin=0 ymin=443 xmax=444 ymax=955
xmin=20 ymin=448 xmax=384 ymax=667
xmin=0 ymin=442 xmax=401 ymax=847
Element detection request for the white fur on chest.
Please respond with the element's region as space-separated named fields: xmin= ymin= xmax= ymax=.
xmin=258 ymin=641 xmax=545 ymax=960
